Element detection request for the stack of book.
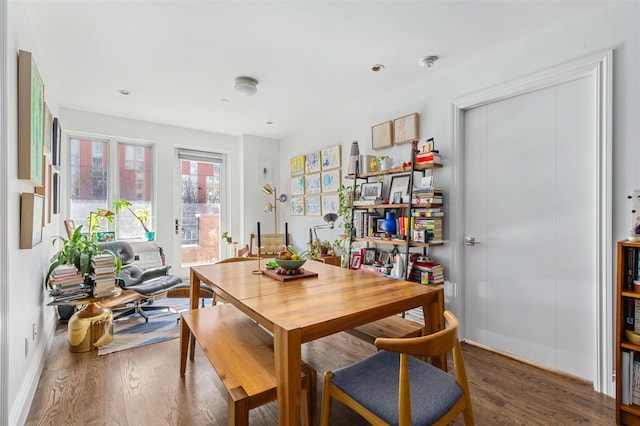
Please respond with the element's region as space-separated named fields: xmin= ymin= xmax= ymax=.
xmin=49 ymin=264 xmax=90 ymax=301
xmin=414 ymin=217 xmax=443 ymax=243
xmin=90 ymin=253 xmax=117 ymax=297
xmin=409 ymin=262 xmax=444 ymax=284
xmin=411 ymin=187 xmax=443 ymax=205
xmin=415 ymin=151 xmax=441 ymax=164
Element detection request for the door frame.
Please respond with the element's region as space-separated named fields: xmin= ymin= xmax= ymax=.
xmin=450 ymin=50 xmax=613 ymax=394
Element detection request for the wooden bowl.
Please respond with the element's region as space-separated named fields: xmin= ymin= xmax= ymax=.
xmin=625 ymin=330 xmax=640 ymax=345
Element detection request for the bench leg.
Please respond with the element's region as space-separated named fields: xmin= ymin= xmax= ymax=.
xmin=179 ymin=314 xmax=190 ymax=376
xmin=228 ymin=389 xmax=250 ymax=426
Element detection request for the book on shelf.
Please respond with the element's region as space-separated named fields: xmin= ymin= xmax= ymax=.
xmin=623 ymin=350 xmax=631 ymax=405
xmin=626 ymin=247 xmax=638 ymax=291
xmin=633 ymin=352 xmax=640 ymax=405
xmin=626 ymin=298 xmax=636 ymax=331
xmin=415 ymin=152 xmax=441 ymax=163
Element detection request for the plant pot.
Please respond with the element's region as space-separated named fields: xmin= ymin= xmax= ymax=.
xmin=146 ymin=231 xmax=156 ymax=241
xmin=629 ymin=234 xmax=640 ymax=242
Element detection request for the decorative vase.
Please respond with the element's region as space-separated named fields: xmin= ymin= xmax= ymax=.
xmin=629 ymin=234 xmax=640 ymax=242
xmin=146 ymin=231 xmax=156 ymax=241
xmin=381 ymin=212 xmax=396 ymax=235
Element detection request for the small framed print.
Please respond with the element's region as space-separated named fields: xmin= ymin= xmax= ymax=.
xmin=305 ymin=195 xmax=321 ymax=216
xmin=413 ymin=230 xmax=426 ymax=243
xmin=290 ymin=197 xmax=305 ymax=216
xmin=379 ymin=251 xmax=390 ymax=265
xmin=361 ymin=182 xmax=383 ymax=200
xmin=290 ymin=155 xmax=305 ymax=176
xmin=290 ymin=176 xmax=305 ymax=196
xmin=392 ymin=191 xmax=402 ymax=204
xmin=376 ymin=218 xmax=386 ymax=233
xmin=350 ymin=252 xmax=362 ymax=269
xmin=64 ymin=220 xmax=76 ymax=238
xmin=305 ymin=173 xmax=321 ymax=195
xmin=371 ymin=120 xmax=393 ymax=150
xmin=393 ymin=112 xmax=419 ymax=145
xmin=362 ymin=248 xmax=377 ymax=265
xmin=305 ymin=151 xmax=321 ymax=174
xmin=321 ymin=145 xmax=341 ymax=170
xmin=389 ymin=175 xmax=410 ymax=202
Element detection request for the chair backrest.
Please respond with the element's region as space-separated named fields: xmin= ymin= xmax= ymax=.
xmin=98 ymin=241 xmax=136 ymax=266
xmin=374 ymin=310 xmax=472 ymax=426
xmin=249 ymin=233 xmax=288 ymax=256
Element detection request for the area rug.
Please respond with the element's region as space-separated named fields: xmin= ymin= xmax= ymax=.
xmin=98 ymin=298 xmax=190 ymax=355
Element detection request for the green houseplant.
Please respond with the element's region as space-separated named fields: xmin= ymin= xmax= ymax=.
xmin=334 ymin=184 xmax=359 ymax=267
xmin=113 ymin=198 xmax=154 ymax=240
xmin=45 ymin=225 xmax=122 ymax=288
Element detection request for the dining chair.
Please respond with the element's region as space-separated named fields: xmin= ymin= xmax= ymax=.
xmin=320 ymin=310 xmax=474 ymax=426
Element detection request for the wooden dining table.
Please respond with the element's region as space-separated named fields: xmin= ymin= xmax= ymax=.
xmin=189 ymin=259 xmax=444 ymax=425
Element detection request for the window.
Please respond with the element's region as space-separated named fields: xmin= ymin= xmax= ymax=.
xmin=68 ymin=136 xmax=154 ymax=239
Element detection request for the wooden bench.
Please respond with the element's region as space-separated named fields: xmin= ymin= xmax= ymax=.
xmin=346 ymin=315 xmax=423 ymax=345
xmin=180 ymin=304 xmax=316 ymax=426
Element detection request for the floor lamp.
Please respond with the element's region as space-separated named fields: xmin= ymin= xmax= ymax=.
xmin=262 ymin=184 xmax=287 ymax=233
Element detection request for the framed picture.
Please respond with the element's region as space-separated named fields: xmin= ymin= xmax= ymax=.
xmin=350 ymin=252 xmax=362 ymax=269
xmin=376 ymin=218 xmax=386 ymax=233
xmin=290 ymin=197 xmax=305 ymax=216
xmin=379 ymin=251 xmax=390 ymax=265
xmin=321 ymin=169 xmax=341 ymax=193
xmin=305 ymin=173 xmax=321 ymax=195
xmin=371 ymin=120 xmax=393 ymax=150
xmin=96 ymin=231 xmax=116 ymax=242
xmin=52 ymin=117 xmax=62 ymax=169
xmin=305 ymin=196 xmax=321 ymax=216
xmin=392 ymin=191 xmax=402 ymax=204
xmin=322 ymin=194 xmax=339 ymax=215
xmin=290 ymin=176 xmax=305 ymax=196
xmin=413 ymin=230 xmax=426 ymax=242
xmin=393 ymin=112 xmax=419 ymax=145
xmin=362 ymin=248 xmax=377 ymax=265
xmin=64 ymin=220 xmax=76 ymax=238
xmin=305 ymin=151 xmax=321 ymax=174
xmin=43 ymin=103 xmax=52 ymax=154
xmin=389 ymin=175 xmax=410 ymax=202
xmin=18 ymin=50 xmax=45 ymax=186
xmin=361 ymin=182 xmax=383 ymax=200
xmin=290 ymin=155 xmax=305 ymax=176
xmin=52 ymin=172 xmax=60 ymax=214
xmin=20 ymin=192 xmax=44 ymax=249
xmin=321 ymin=145 xmax=341 ymax=170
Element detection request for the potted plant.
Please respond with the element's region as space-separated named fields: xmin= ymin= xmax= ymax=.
xmin=221 ymin=231 xmax=232 ymax=244
xmin=46 ymin=225 xmax=122 ymax=288
xmin=628 ymin=194 xmax=640 ymax=242
xmin=334 ymin=184 xmax=360 ymax=267
xmin=113 ymin=199 xmax=154 ymax=240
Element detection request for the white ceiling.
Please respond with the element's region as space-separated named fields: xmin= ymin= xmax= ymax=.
xmin=23 ymin=0 xmax=614 ymax=140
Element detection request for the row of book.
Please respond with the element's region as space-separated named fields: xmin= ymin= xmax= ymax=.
xmin=621 ymin=350 xmax=640 ymax=406
xmin=415 ymin=151 xmax=441 ymax=164
xmin=624 ymin=246 xmax=640 ymax=291
xmin=411 ymin=187 xmax=443 ymax=205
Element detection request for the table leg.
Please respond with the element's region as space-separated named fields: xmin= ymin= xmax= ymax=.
xmin=68 ymin=302 xmax=113 ymax=352
xmin=422 ymin=289 xmax=446 ymax=370
xmin=274 ymin=326 xmax=302 ymax=425
xmin=187 ymin=268 xmax=200 ymax=361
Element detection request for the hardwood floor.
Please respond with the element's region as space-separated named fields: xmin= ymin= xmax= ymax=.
xmin=26 ymin=323 xmax=614 ymax=425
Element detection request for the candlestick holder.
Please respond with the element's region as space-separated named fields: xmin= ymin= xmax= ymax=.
xmin=252 ymin=247 xmax=264 ymax=275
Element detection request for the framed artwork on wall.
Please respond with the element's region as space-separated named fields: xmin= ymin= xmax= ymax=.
xmin=305 ymin=173 xmax=321 ymax=195
xmin=371 ymin=120 xmax=393 ymax=150
xmin=53 ymin=172 xmax=60 ymax=214
xmin=290 ymin=155 xmax=305 ymax=176
xmin=18 ymin=50 xmax=45 ymax=186
xmin=290 ymin=176 xmax=305 ymax=196
xmin=305 ymin=196 xmax=321 ymax=216
xmin=305 ymin=151 xmax=321 ymax=174
xmin=321 ymin=145 xmax=341 ymax=170
xmin=290 ymin=197 xmax=305 ymax=216
xmin=322 ymin=194 xmax=339 ymax=215
xmin=393 ymin=112 xmax=419 ymax=144
xmin=20 ymin=192 xmax=44 ymax=249
xmin=321 ymin=169 xmax=341 ymax=193
xmin=52 ymin=117 xmax=62 ymax=169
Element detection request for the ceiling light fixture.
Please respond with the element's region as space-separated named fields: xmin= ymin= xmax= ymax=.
xmin=117 ymin=89 xmax=130 ymax=95
xmin=419 ymin=56 xmax=438 ymax=68
xmin=234 ymin=76 xmax=259 ymax=96
xmin=371 ymin=64 xmax=385 ymax=72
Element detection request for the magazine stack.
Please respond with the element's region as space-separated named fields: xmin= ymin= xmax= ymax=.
xmin=90 ymin=254 xmax=118 ymax=297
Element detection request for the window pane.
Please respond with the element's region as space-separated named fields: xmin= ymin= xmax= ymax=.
xmin=118 ymin=143 xmax=153 ymax=239
xmin=69 ymin=138 xmax=108 ymax=231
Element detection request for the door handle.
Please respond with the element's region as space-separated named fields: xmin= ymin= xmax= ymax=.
xmin=465 ymin=236 xmax=480 ymax=246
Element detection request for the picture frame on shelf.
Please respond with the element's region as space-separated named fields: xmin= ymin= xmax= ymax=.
xmin=376 ymin=218 xmax=386 ymax=233
xmin=18 ymin=50 xmax=45 ymax=186
xmin=393 ymin=112 xmax=419 ymax=145
xmin=392 ymin=191 xmax=402 ymax=204
xmin=64 ymin=220 xmax=75 ymax=238
xmin=321 ymin=145 xmax=341 ymax=170
xmin=350 ymin=252 xmax=362 ymax=269
xmin=362 ymin=248 xmax=377 ymax=265
xmin=413 ymin=230 xmax=426 ymax=243
xmin=379 ymin=251 xmax=390 ymax=265
xmin=388 ymin=175 xmax=410 ymax=202
xmin=371 ymin=120 xmax=393 ymax=150
xmin=361 ymin=182 xmax=383 ymax=200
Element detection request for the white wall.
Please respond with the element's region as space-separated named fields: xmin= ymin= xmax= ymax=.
xmin=280 ymin=1 xmax=638 ymax=395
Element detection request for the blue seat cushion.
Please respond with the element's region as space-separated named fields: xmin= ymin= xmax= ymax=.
xmin=330 ymin=350 xmax=463 ymax=425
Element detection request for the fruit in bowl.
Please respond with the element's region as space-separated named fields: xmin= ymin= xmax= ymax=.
xmin=274 ymin=258 xmax=307 ymax=271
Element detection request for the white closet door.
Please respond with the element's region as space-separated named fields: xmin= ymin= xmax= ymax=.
xmin=463 ymin=76 xmax=595 ymax=381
